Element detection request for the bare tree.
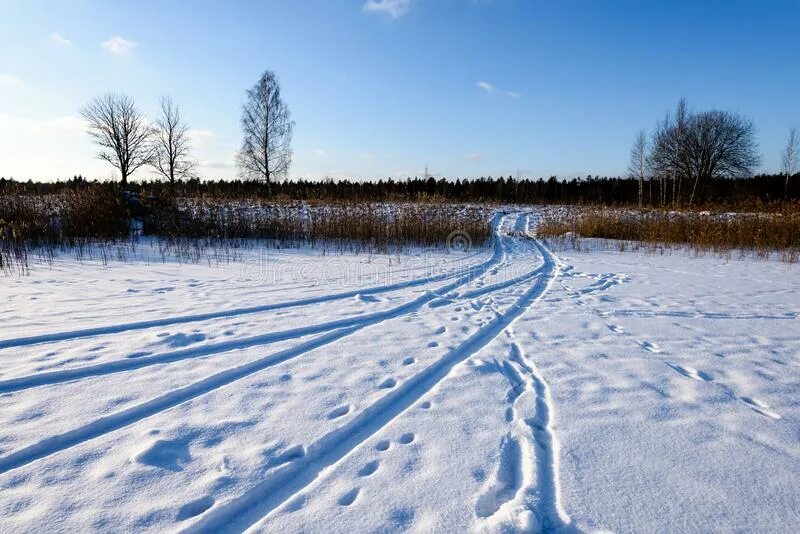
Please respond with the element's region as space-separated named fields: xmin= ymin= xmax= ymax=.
xmin=650 ymin=112 xmax=673 ymax=206
xmin=650 ymin=101 xmax=760 ymax=205
xmin=628 ymin=130 xmax=647 ymax=208
xmin=237 ymin=70 xmax=293 ymax=193
xmin=683 ymin=111 xmax=760 ymax=204
xmin=151 ymin=96 xmax=195 ymax=189
xmin=80 ymin=93 xmax=153 ymax=186
xmin=783 ymin=127 xmax=798 ymax=198
xmin=673 ymin=98 xmax=688 ymax=206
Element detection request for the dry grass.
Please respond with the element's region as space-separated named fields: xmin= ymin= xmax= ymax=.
xmin=537 ymin=206 xmax=800 ymax=262
xmin=1 ymin=185 xmax=493 ymax=273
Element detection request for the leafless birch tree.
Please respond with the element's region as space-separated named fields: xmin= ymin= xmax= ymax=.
xmin=783 ymin=127 xmax=797 ymax=198
xmin=237 ymin=70 xmax=293 ymax=193
xmin=80 ymin=93 xmax=153 ymax=186
xmin=628 ymin=130 xmax=647 ymax=208
xmin=151 ymin=96 xmax=196 ymax=189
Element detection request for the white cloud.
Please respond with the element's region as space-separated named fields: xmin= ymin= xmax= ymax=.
xmin=477 ymin=81 xmax=521 ymax=98
xmin=0 ymin=74 xmax=23 ymax=87
xmin=313 ymin=149 xmax=328 ymax=157
xmin=0 ymin=114 xmax=86 ymax=135
xmin=476 ymin=81 xmax=495 ymax=93
xmin=101 ymin=36 xmax=137 ymax=56
xmin=187 ymin=129 xmax=214 ymax=147
xmin=50 ymin=32 xmax=72 ymax=47
xmin=466 ymin=152 xmax=484 ymax=161
xmin=363 ymin=0 xmax=413 ymax=18
xmin=199 ymin=160 xmax=234 ymax=169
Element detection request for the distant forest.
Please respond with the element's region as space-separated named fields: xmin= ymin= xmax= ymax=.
xmin=1 ymin=174 xmax=797 ymax=206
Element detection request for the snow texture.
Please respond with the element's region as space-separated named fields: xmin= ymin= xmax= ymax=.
xmin=0 ymin=210 xmax=798 ymax=533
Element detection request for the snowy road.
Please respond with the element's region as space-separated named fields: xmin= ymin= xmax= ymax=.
xmin=1 ymin=211 xmax=799 ymax=533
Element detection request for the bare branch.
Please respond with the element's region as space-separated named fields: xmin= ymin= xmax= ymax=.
xmin=80 ymin=93 xmax=154 ymax=186
xmin=237 ymin=70 xmax=294 ymax=193
xmin=151 ymin=96 xmax=197 ymax=188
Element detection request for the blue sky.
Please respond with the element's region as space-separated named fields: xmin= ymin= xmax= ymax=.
xmin=1 ymin=0 xmax=798 ymax=181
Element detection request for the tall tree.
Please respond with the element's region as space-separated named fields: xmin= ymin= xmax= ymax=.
xmin=683 ymin=111 xmax=760 ymax=204
xmin=783 ymin=127 xmax=798 ymax=198
xmin=237 ymin=70 xmax=294 ymax=193
xmin=628 ymin=130 xmax=647 ymax=208
xmin=650 ymin=102 xmax=760 ymax=205
xmin=151 ymin=96 xmax=196 ymax=189
xmin=80 ymin=93 xmax=153 ymax=186
xmin=673 ymin=98 xmax=688 ymax=206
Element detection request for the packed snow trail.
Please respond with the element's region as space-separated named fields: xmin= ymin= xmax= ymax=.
xmin=3 ymin=209 xmax=798 ymax=533
xmin=0 ymin=214 xmax=526 ymax=473
xmin=185 ymin=238 xmax=559 ymax=533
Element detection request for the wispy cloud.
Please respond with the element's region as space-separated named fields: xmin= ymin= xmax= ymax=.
xmin=466 ymin=152 xmax=484 ymax=161
xmin=476 ymin=80 xmax=521 ymax=98
xmin=476 ymin=81 xmax=495 ymax=93
xmin=187 ymin=129 xmax=215 ymax=147
xmin=0 ymin=114 xmax=86 ymax=135
xmin=101 ymin=36 xmax=136 ymax=56
xmin=363 ymin=0 xmax=413 ymax=18
xmin=313 ymin=149 xmax=328 ymax=157
xmin=50 ymin=32 xmax=72 ymax=47
xmin=199 ymin=160 xmax=234 ymax=169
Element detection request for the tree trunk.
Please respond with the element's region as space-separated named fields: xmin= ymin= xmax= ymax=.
xmin=689 ymin=175 xmax=700 ymax=205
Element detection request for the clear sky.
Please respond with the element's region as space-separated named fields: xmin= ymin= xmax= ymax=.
xmin=1 ymin=0 xmax=798 ymax=182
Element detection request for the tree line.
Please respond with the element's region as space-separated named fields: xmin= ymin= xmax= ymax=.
xmin=2 ymin=173 xmax=796 ymax=205
xmin=9 ymin=69 xmax=799 ymax=206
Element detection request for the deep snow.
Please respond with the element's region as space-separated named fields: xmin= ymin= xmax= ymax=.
xmin=0 ymin=211 xmax=798 ymax=533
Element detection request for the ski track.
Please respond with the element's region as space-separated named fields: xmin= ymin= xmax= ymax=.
xmin=0 ymin=216 xmax=546 ymax=395
xmin=0 ymin=213 xmax=535 ymax=474
xmin=0 ymin=249 xmax=490 ymax=351
xmin=183 ymin=233 xmax=559 ymax=534
xmin=0 ymin=211 xmax=584 ymax=533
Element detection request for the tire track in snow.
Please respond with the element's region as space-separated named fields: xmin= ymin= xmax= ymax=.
xmin=507 ymin=340 xmax=575 ymax=532
xmin=0 ymin=250 xmax=492 ymax=351
xmin=182 ymin=237 xmax=558 ymax=534
xmin=0 ymin=216 xmax=515 ymax=474
xmin=0 ymin=218 xmax=519 ymax=394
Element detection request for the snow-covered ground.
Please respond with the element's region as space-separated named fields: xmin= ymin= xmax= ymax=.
xmin=1 ymin=210 xmax=798 ymax=533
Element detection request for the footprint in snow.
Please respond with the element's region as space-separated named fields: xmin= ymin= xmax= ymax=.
xmin=474 ymin=435 xmax=521 ymax=518
xmin=607 ymin=323 xmax=625 ymax=334
xmin=740 ymin=397 xmax=781 ymax=420
xmin=358 ymin=460 xmax=380 ymax=477
xmin=379 ymin=378 xmax=397 ymax=389
xmin=375 ymin=440 xmax=391 ymax=452
xmin=338 ymin=487 xmax=360 ymax=506
xmin=398 ymin=432 xmax=415 ymax=444
xmin=327 ymin=404 xmax=351 ymax=420
xmin=402 ymin=357 xmax=415 ymax=366
xmin=176 ymin=496 xmax=214 ymax=520
xmin=637 ymin=340 xmax=661 ymax=353
xmin=667 ymin=363 xmax=712 ymax=382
